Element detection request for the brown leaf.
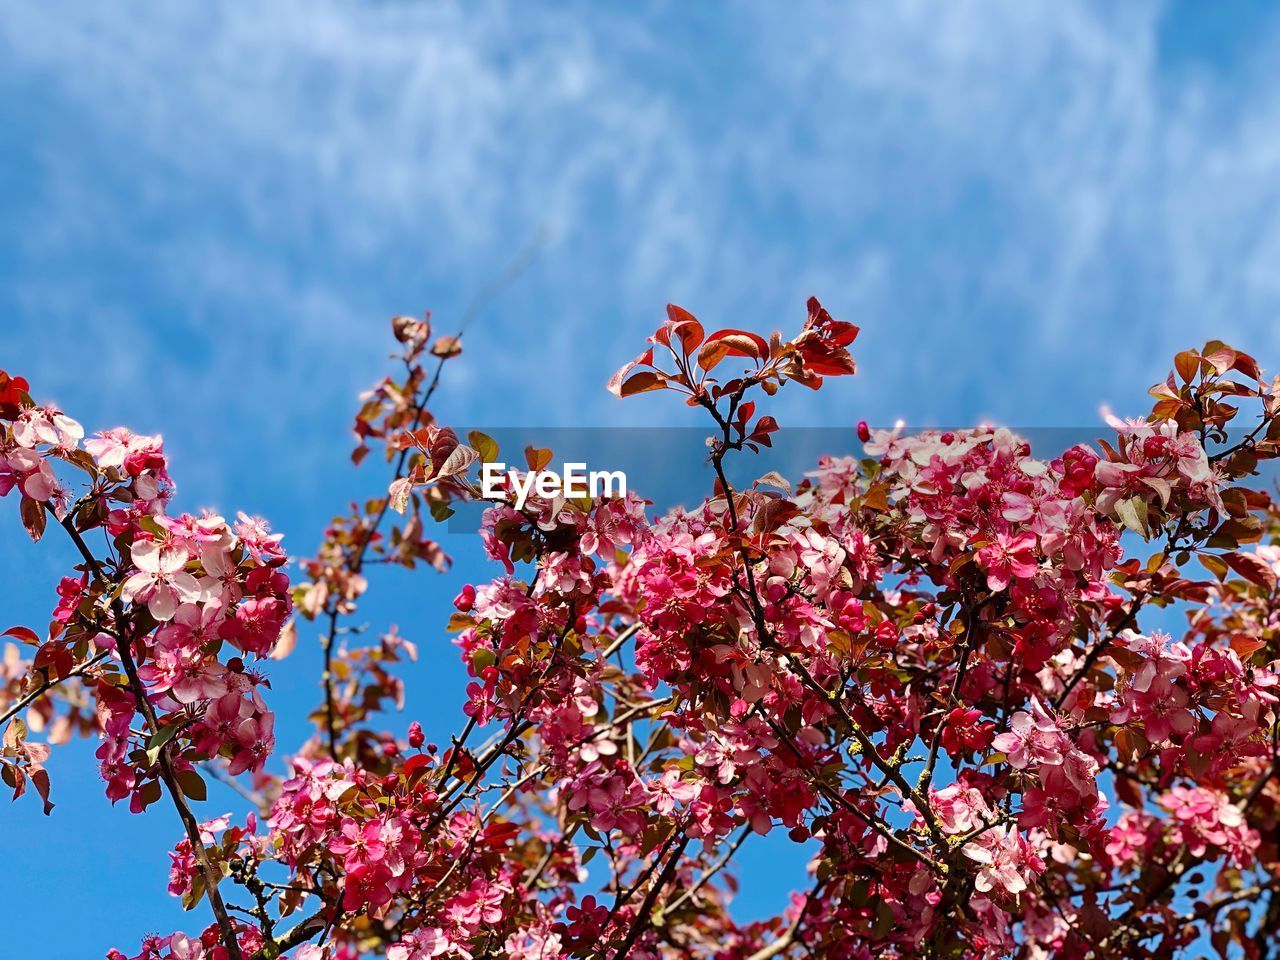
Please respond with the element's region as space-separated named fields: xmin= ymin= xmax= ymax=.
xmin=617 ymin=370 xmax=667 ymax=397
xmin=1230 ymin=635 xmax=1266 ymax=659
xmin=755 ymin=471 xmax=791 ymax=493
xmin=270 ymin=619 xmax=298 ymax=660
xmin=430 ymin=335 xmax=462 ymax=358
xmin=524 ymin=446 xmax=553 ymax=472
xmin=435 ymin=443 xmax=478 ymax=480
xmin=19 ymin=497 xmax=45 ymax=543
xmin=1173 ymin=349 xmax=1200 ymax=384
xmin=468 ymin=431 xmax=499 ymax=463
xmin=388 ymin=477 xmax=414 ymax=515
xmin=697 ymin=329 xmax=769 ymax=372
xmin=606 ymin=348 xmax=655 ymax=398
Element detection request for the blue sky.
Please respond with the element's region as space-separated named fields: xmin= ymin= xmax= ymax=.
xmin=4 ymin=1 xmax=1280 ymax=955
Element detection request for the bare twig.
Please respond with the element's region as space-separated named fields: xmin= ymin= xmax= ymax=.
xmin=0 ymin=648 xmax=110 ymax=725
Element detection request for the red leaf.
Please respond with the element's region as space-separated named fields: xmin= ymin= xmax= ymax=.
xmin=1232 ymin=351 xmax=1262 ymax=380
xmin=1114 ymin=770 xmax=1143 ymax=808
xmin=404 ymin=753 xmax=433 ymax=782
xmin=796 ymin=342 xmax=858 ymax=377
xmin=2 ymin=626 xmax=39 ymax=647
xmin=750 ymin=416 xmax=780 ymax=438
xmin=7 ymin=763 xmax=26 ymax=802
xmin=653 ymin=305 xmax=704 ymax=356
xmin=1222 ymin=551 xmax=1278 ymax=590
xmin=1173 ymin=350 xmax=1200 ymax=384
xmin=0 ymin=370 xmax=30 ymax=407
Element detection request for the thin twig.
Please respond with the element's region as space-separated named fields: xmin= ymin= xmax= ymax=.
xmin=56 ymin=512 xmax=244 ymax=960
xmin=0 ymin=648 xmax=110 ymax=725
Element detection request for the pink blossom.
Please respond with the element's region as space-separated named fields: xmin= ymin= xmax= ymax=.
xmin=227 ymin=712 xmax=275 ymax=776
xmin=992 ymin=701 xmax=1065 ymax=770
xmin=961 ymin=825 xmax=1045 ymax=897
xmin=121 ymin=540 xmax=201 ymax=621
xmin=976 ymin=531 xmax=1039 ymax=592
xmin=0 ymin=447 xmax=57 ymax=501
xmin=931 ymin=783 xmax=991 ymax=836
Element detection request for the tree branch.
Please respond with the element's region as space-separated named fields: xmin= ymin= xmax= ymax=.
xmin=56 ymin=512 xmax=245 ymax=960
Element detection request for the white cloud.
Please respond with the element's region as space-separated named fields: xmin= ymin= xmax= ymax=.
xmin=5 ymin=0 xmax=1280 ymax=448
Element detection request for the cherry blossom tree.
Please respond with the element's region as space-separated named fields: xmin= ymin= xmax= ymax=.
xmin=5 ymin=302 xmax=1280 ymax=959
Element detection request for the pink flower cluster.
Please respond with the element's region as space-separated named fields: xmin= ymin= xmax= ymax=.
xmin=1158 ymin=785 xmax=1260 ymax=866
xmin=866 ymin=426 xmax=1122 ymax=666
xmin=1 ymin=394 xmax=291 ymax=812
xmin=97 ymin=507 xmax=289 ymax=806
xmin=1109 ymin=629 xmax=1278 ymax=779
xmin=13 ymin=319 xmax=1280 ymax=960
xmin=993 ymin=699 xmax=1105 ymax=834
xmin=1095 ymin=415 xmax=1225 ymax=519
xmin=0 ymin=403 xmax=83 ymax=507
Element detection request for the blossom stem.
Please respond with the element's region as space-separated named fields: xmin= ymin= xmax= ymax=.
xmin=54 ymin=511 xmax=245 ymax=960
xmin=609 ymin=834 xmax=691 ymax=960
xmin=0 ymin=648 xmax=109 ymax=725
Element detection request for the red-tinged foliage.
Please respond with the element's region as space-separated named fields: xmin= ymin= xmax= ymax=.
xmin=607 ymin=297 xmax=856 ymax=404
xmin=0 ymin=369 xmax=31 ymax=420
xmin=7 ymin=310 xmax=1280 ymax=959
